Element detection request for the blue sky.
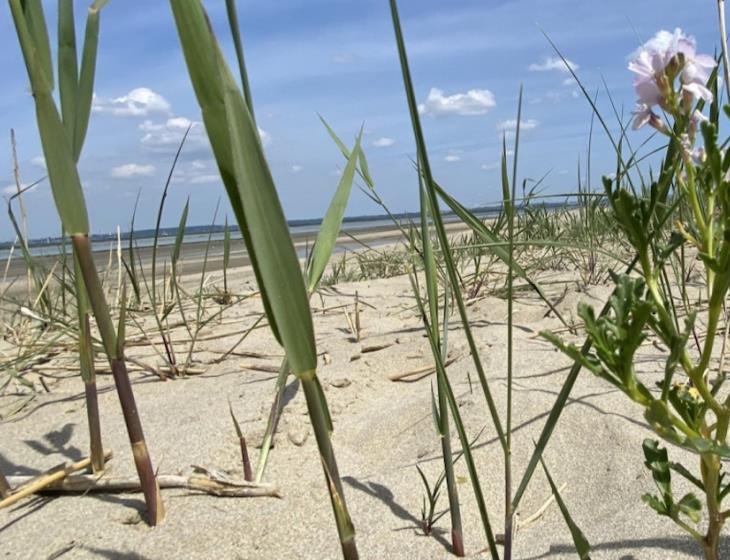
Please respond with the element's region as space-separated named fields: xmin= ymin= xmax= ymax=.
xmin=0 ymin=0 xmax=720 ymax=240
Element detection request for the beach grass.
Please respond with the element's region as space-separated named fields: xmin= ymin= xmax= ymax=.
xmin=1 ymin=0 xmax=729 ymax=559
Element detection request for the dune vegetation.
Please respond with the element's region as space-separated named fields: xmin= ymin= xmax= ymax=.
xmin=2 ymin=1 xmax=730 ymax=559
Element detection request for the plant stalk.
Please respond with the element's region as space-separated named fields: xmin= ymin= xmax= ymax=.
xmin=301 ymin=374 xmax=358 ymax=560
xmin=74 ymin=255 xmax=105 ymax=473
xmin=72 ymin=234 xmax=164 ymax=525
xmin=718 ymin=0 xmax=730 ymax=103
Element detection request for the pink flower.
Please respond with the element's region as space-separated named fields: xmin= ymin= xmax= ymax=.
xmin=676 ymin=36 xmax=717 ymax=86
xmin=629 ymin=28 xmax=716 ymax=130
xmin=632 ymin=103 xmax=654 ymax=130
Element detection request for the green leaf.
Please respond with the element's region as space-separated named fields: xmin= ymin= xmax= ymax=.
xmin=500 ymin=135 xmax=511 ymax=216
xmin=223 ymin=216 xmax=231 ymax=270
xmin=169 ymin=0 xmax=281 ymax=347
xmin=73 ymin=0 xmax=108 ymax=160
xmin=662 ymin=313 xmax=695 ymax=401
xmin=642 ymin=439 xmax=671 ymax=504
xmin=669 ymin=462 xmax=704 ymax=491
xmin=224 ymin=0 xmax=255 ymax=124
xmin=645 ymin=401 xmax=730 ymax=457
xmin=170 ymin=0 xmax=316 ymax=378
xmin=22 ymin=0 xmax=53 ymax=91
xmin=58 ymin=0 xmax=78 ymax=142
xmin=642 ymin=493 xmax=670 ymax=516
xmin=172 ymin=199 xmax=189 ymax=268
xmin=307 ymin=133 xmax=361 ymax=292
xmin=677 ymin=493 xmax=702 ymax=524
xmin=539 ymin=456 xmax=592 ymax=559
xmin=432 ymin=180 xmax=570 ymax=328
xmin=10 ymin=0 xmax=90 ymax=235
xmin=116 ymin=281 xmax=127 ymax=358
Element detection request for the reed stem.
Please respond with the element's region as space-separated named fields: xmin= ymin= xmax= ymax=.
xmin=718 ymin=0 xmax=730 ymax=103
xmin=301 ymin=375 xmax=358 ymax=560
xmin=74 ymin=255 xmax=105 ymax=473
xmin=72 ymin=234 xmax=164 ymax=525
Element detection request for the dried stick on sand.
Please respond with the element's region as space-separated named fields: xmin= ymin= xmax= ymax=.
xmin=0 ymin=450 xmax=113 ymax=509
xmin=5 ymin=469 xmax=280 ymax=499
xmin=388 ymin=355 xmax=459 ymax=382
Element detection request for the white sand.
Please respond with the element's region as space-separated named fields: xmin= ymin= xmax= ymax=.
xmin=0 ymin=263 xmax=724 ymax=559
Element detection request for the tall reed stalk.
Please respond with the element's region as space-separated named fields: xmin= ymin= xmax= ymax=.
xmin=389 ymin=2 xmax=594 ymax=557
xmin=169 ymin=2 xmax=357 ymax=556
xmin=9 ymin=0 xmax=163 ymax=524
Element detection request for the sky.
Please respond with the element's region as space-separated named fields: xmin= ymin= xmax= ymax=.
xmin=0 ymin=0 xmax=721 ymax=241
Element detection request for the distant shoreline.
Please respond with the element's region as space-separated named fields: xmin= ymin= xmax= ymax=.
xmin=1 ymin=218 xmax=472 ymax=290
xmin=0 ymin=199 xmax=579 ymax=254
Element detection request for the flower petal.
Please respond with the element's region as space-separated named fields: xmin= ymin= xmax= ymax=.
xmin=682 ymin=82 xmax=714 ymax=102
xmin=635 ymin=79 xmax=663 ymax=106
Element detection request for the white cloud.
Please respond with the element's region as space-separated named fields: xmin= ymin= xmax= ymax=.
xmin=444 ymin=149 xmax=463 ymax=163
xmin=3 ymin=182 xmax=38 ymax=196
xmin=332 ymin=53 xmax=360 ymax=64
xmin=372 ymin=137 xmax=395 ymax=148
xmin=188 ymin=174 xmax=220 ymax=184
xmin=562 ymin=77 xmax=577 ymax=87
xmin=290 ymin=164 xmax=303 ymax=173
xmin=258 ymin=127 xmax=272 ymax=147
xmin=139 ymin=118 xmax=208 ymax=153
xmin=418 ymin=87 xmax=496 ymax=117
xmin=497 ymin=119 xmax=540 ymax=132
xmin=30 ymin=156 xmax=46 ymax=169
xmin=140 ymin=117 xmax=269 ymax=153
xmin=170 ymin=160 xmax=218 ymax=185
xmin=481 ymin=162 xmax=499 ymax=171
xmin=528 ymin=56 xmax=578 ymax=74
xmin=93 ymin=88 xmax=171 ymax=117
xmin=111 ymin=163 xmax=156 ymax=178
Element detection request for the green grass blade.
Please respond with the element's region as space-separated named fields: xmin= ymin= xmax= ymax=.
xmin=503 ymin=86 xmax=523 ymax=560
xmin=432 ymin=179 xmax=570 ymax=328
xmin=169 ymin=0 xmax=282 ymax=346
xmin=58 ymin=0 xmax=78 ymax=141
xmin=223 ymin=216 xmax=231 ymax=271
xmin=170 ymin=0 xmax=315 ymax=376
xmin=307 ymin=133 xmax=361 ymax=293
xmin=419 ymin=175 xmax=440 ymax=338
xmin=389 ymin=8 xmax=506 ymax=555
xmin=539 ymin=456 xmax=592 ymax=559
xmin=410 ymin=272 xmax=499 ymax=559
xmin=73 ymin=0 xmax=108 ymax=160
xmin=419 ymin=166 xmax=465 ymax=555
xmin=10 ymin=0 xmax=89 ymax=235
xmin=388 ymin=0 xmax=506 ymax=456
xmin=224 ymin=0 xmax=255 ymax=125
xmin=22 ymin=0 xmax=53 ymax=91
xmin=171 ymin=6 xmax=357 ymax=555
xmin=219 ymin=58 xmax=316 ymax=375
xmin=172 ymin=198 xmax=189 ymax=268
xmin=500 ymin=135 xmax=511 ymax=216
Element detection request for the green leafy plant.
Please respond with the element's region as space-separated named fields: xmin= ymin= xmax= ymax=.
xmin=169 ymin=1 xmax=358 ymax=557
xmin=9 ymin=0 xmax=164 ymax=524
xmin=543 ymin=23 xmax=730 ymax=559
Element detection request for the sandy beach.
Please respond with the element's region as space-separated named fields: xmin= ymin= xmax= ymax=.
xmin=0 ymin=251 xmax=723 ymax=559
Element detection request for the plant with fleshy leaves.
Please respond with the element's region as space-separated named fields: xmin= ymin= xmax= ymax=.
xmin=543 ymin=28 xmax=730 ymax=559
